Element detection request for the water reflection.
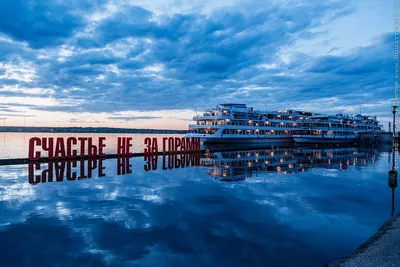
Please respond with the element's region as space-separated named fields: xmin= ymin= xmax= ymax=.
xmin=28 ymin=159 xmax=107 ymax=184
xmin=27 ymin=153 xmax=202 ymax=184
xmin=202 ymin=146 xmax=381 ymax=182
xmin=388 ymin=145 xmax=398 ymax=216
xmin=392 ymin=188 xmax=396 ymax=216
xmin=0 ymin=144 xmax=396 ymax=267
xmin=26 ymin=146 xmax=382 ymax=186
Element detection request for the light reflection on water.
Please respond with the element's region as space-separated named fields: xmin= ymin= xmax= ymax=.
xmin=0 ymin=141 xmax=397 ymax=267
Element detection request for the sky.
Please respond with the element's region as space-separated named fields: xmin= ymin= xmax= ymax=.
xmin=0 ymin=0 xmax=394 ymax=129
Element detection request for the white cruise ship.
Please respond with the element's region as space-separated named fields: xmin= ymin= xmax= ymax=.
xmin=184 ymin=103 xmax=315 ymax=144
xmin=292 ymin=113 xmax=384 ymax=143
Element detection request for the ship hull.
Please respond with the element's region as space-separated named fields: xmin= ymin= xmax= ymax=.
xmin=293 ymin=136 xmax=356 ymax=143
xmin=203 ymin=137 xmax=292 ymax=144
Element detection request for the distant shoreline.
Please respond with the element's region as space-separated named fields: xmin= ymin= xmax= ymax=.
xmin=0 ymin=126 xmax=187 ymax=134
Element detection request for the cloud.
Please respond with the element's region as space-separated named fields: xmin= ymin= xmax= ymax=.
xmin=0 ymin=0 xmax=392 ymax=123
xmin=0 ymin=113 xmax=36 ymax=117
xmin=0 ymin=0 xmax=104 ymax=48
xmin=35 ymin=105 xmax=85 ymax=112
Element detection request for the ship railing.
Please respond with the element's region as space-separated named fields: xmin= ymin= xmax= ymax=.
xmin=194 ymin=115 xmax=233 ymax=120
xmin=295 ymin=126 xmax=358 ymax=130
xmin=188 ymin=124 xmax=296 ymax=130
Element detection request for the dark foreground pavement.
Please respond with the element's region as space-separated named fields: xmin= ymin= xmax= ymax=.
xmin=331 ymin=213 xmax=400 ymax=267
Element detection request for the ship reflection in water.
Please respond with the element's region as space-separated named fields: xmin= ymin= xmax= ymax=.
xmin=202 ymin=146 xmax=379 ymax=182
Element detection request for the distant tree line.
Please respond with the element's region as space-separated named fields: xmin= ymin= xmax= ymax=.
xmin=0 ymin=126 xmax=187 ymax=134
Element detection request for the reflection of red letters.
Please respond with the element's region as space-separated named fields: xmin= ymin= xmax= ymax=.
xmin=117 ymin=157 xmax=132 ymax=175
xmin=175 ymin=153 xmax=181 ymax=168
xmin=78 ymin=160 xmax=87 ymax=179
xmin=168 ymin=154 xmax=174 ymax=169
xmin=28 ymin=162 xmax=41 ymax=184
xmin=88 ymin=159 xmax=97 ymax=178
xmin=181 ymin=153 xmax=186 ymax=167
xmin=28 ymin=159 xmax=106 ymax=184
xmin=41 ymin=162 xmax=54 ymax=182
xmin=55 ymin=161 xmax=66 ymax=182
xmin=98 ymin=159 xmax=105 ymax=177
xmin=162 ymin=154 xmax=167 ymax=170
xmin=159 ymin=152 xmax=201 ymax=171
xmin=144 ymin=154 xmax=158 ymax=171
xmin=67 ymin=160 xmax=77 ymax=180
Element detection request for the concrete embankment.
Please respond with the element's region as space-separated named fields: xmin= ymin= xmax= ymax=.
xmin=330 ymin=213 xmax=400 ymax=267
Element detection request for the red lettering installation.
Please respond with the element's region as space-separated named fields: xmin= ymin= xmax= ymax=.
xmin=28 ymin=137 xmax=107 ymax=160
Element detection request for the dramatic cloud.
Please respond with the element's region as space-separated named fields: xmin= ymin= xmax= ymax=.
xmin=0 ymin=0 xmax=392 ymax=128
xmin=0 ymin=0 xmax=104 ymax=48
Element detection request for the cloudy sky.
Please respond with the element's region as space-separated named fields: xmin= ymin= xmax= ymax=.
xmin=0 ymin=0 xmax=393 ymax=129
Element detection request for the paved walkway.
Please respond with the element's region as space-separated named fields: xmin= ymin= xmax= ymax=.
xmin=331 ymin=214 xmax=400 ymax=267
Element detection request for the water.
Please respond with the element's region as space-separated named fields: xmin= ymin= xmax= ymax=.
xmin=0 ymin=133 xmax=397 ymax=267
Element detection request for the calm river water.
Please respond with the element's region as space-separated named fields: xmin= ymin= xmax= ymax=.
xmin=0 ymin=133 xmax=397 ymax=267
